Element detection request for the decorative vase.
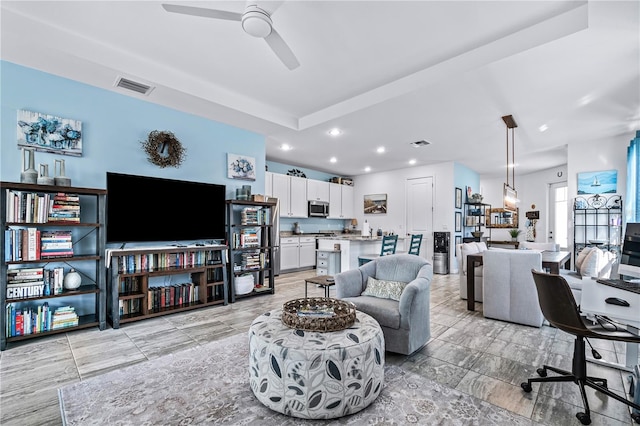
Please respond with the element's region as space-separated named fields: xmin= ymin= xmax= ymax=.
xmin=37 ymin=164 xmax=55 ymax=185
xmin=54 ymin=159 xmax=71 ymax=186
xmin=63 ymin=269 xmax=82 ymax=290
xmin=20 ymin=148 xmax=38 ymax=184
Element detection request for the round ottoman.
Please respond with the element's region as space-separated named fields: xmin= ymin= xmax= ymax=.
xmin=248 ymin=308 xmax=385 ymax=419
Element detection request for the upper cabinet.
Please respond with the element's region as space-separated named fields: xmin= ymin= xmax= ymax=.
xmin=272 ymin=173 xmax=308 ymax=218
xmin=307 ymin=179 xmax=329 ymax=202
xmin=328 ymin=183 xmax=354 ymax=219
xmin=265 ymin=171 xmax=274 ymax=196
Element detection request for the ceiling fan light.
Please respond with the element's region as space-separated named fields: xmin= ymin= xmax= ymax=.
xmin=242 ymin=9 xmax=272 ymax=38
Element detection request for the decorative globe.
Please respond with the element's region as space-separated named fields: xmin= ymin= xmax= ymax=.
xmin=63 ymin=269 xmax=82 ymax=290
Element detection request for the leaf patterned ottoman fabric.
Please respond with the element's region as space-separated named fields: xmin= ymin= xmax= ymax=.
xmin=248 ymin=309 xmax=385 ymax=419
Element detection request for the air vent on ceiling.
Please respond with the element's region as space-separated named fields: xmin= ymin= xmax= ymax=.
xmin=410 ymin=140 xmax=431 ymax=147
xmin=114 ymin=76 xmax=155 ymax=95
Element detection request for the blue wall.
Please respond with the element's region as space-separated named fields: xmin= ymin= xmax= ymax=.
xmin=0 ymin=61 xmax=265 ymax=200
xmin=454 ymin=162 xmax=480 ymax=239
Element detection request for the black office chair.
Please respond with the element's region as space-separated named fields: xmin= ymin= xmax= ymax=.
xmin=521 ymin=270 xmax=640 ymax=425
xmin=358 ymin=234 xmax=398 ymax=266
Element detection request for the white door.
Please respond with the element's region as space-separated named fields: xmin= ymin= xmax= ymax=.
xmin=406 ymin=177 xmax=434 ymax=260
xmin=549 ymin=181 xmax=568 ymax=249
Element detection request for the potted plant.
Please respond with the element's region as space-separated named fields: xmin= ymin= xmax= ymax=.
xmin=508 ymin=228 xmax=522 ymax=241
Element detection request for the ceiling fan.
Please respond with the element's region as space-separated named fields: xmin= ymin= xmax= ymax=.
xmin=162 ymin=2 xmax=300 ymax=70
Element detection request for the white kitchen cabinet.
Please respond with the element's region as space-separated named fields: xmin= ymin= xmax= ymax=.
xmin=340 ymin=185 xmax=354 ymax=218
xmin=328 ymin=183 xmax=354 ymax=219
xmin=307 ymin=179 xmax=329 ymax=202
xmin=316 ymin=250 xmax=341 ymax=276
xmin=280 ymin=237 xmax=300 ymax=271
xmin=299 ymin=237 xmax=316 ymax=268
xmin=281 ymin=236 xmax=316 ymax=271
xmin=265 ymin=171 xmax=273 ymax=196
xmin=272 ymin=174 xmax=308 ymax=218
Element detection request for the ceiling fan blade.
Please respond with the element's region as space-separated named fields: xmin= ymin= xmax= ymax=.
xmin=264 ymin=28 xmax=300 ymax=70
xmin=162 ymin=4 xmax=242 ymax=21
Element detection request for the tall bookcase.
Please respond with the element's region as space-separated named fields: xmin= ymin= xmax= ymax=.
xmin=226 ymin=200 xmax=276 ymax=303
xmin=573 ymin=194 xmax=623 ymax=264
xmin=1 ymin=182 xmax=106 ymax=351
xmin=106 ymin=245 xmax=228 ymax=329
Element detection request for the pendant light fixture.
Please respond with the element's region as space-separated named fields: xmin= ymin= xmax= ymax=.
xmin=502 ymin=115 xmax=519 ymax=211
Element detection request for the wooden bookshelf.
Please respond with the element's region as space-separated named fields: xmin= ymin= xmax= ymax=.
xmin=0 ymin=182 xmax=107 ymax=351
xmin=106 ymin=244 xmax=228 ymax=328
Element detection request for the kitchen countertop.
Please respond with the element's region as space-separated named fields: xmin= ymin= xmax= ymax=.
xmin=279 ymin=232 xmax=404 ymax=241
xmin=316 ymin=235 xmax=405 ymax=241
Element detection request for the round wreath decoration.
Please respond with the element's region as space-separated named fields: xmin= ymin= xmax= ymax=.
xmin=141 ymin=130 xmax=186 ymax=168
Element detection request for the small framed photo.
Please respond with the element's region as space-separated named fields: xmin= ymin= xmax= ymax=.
xmin=455 ymin=211 xmax=462 ymax=232
xmin=364 ymin=193 xmax=387 ymax=214
xmin=227 ymin=153 xmax=256 ymax=180
xmin=455 ymin=187 xmax=462 ymax=209
xmin=455 ymin=235 xmax=462 ymax=251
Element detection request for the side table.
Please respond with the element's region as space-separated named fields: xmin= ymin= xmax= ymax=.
xmin=304 ymin=274 xmax=335 ymax=298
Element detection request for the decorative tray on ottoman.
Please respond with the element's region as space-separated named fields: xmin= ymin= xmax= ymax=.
xmin=282 ymin=297 xmax=356 ymax=332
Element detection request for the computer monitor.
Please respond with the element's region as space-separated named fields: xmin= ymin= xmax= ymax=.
xmin=617 ymin=222 xmax=640 ymax=280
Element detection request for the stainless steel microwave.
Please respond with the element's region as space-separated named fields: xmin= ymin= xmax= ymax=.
xmin=308 ymin=200 xmax=329 ymax=217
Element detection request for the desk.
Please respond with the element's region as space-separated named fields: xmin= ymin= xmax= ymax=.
xmin=580 ymin=279 xmax=640 ymax=372
xmin=466 ymin=250 xmax=572 ymax=311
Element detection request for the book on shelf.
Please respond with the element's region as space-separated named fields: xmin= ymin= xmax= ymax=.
xmin=5 ymin=301 xmax=60 ymax=337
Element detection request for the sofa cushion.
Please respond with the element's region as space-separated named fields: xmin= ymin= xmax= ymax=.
xmin=580 ymin=248 xmax=616 ymax=278
xmin=362 ymin=277 xmax=407 ymax=301
xmin=575 ymin=247 xmax=595 ymax=274
xmin=341 ymin=296 xmax=401 ymax=329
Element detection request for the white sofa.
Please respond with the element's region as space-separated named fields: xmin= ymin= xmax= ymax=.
xmin=456 ymin=242 xmax=487 ymax=301
xmin=483 ymin=249 xmax=545 ymax=327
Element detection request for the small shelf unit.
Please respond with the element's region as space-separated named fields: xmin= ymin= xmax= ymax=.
xmin=106 ymin=245 xmax=228 ymax=328
xmin=226 ymin=200 xmax=276 ymax=303
xmin=463 ymin=202 xmax=491 ymax=243
xmin=573 ymin=194 xmax=622 ymax=264
xmin=1 ymin=182 xmax=107 ymax=350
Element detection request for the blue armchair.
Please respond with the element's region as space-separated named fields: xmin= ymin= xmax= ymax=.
xmin=334 ymin=254 xmax=433 ymax=355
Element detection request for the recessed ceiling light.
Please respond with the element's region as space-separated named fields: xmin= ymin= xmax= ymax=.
xmin=539 ymin=124 xmax=548 ymax=132
xmin=280 ymin=144 xmax=292 ymax=151
xmin=328 ymin=128 xmax=342 ymax=137
xmin=376 ymin=147 xmax=385 ymax=154
xmin=409 ymin=159 xmax=417 ymax=165
xmin=330 ymin=157 xmax=337 ymax=163
xmin=364 ymin=166 xmax=371 ymax=172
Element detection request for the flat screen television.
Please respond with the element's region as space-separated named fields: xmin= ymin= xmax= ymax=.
xmin=618 ymin=222 xmax=640 ymax=280
xmin=106 ymin=172 xmax=226 ymax=244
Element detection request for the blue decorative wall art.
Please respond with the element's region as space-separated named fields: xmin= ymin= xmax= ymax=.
xmin=17 ymin=109 xmax=82 ymax=157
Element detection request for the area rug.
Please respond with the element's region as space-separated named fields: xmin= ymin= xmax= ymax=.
xmin=59 ymin=333 xmax=532 ymax=425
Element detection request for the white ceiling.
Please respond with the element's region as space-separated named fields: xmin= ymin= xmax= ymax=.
xmin=1 ymin=1 xmax=639 ymax=178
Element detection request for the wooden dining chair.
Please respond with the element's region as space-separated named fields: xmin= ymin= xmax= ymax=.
xmin=358 ymin=234 xmax=398 ymax=266
xmin=407 ymin=234 xmax=423 ymax=255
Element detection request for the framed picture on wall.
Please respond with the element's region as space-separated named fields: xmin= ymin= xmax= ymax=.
xmin=455 ymin=235 xmax=462 ymax=252
xmin=455 ymin=211 xmax=462 ymax=232
xmin=577 ymin=169 xmax=617 ymax=194
xmin=227 ymin=153 xmax=256 ymax=180
xmin=455 ymin=187 xmax=462 ymax=209
xmin=364 ymin=193 xmax=387 ymax=214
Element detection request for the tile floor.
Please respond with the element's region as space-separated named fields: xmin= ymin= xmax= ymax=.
xmin=1 ymin=270 xmax=638 ymax=425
